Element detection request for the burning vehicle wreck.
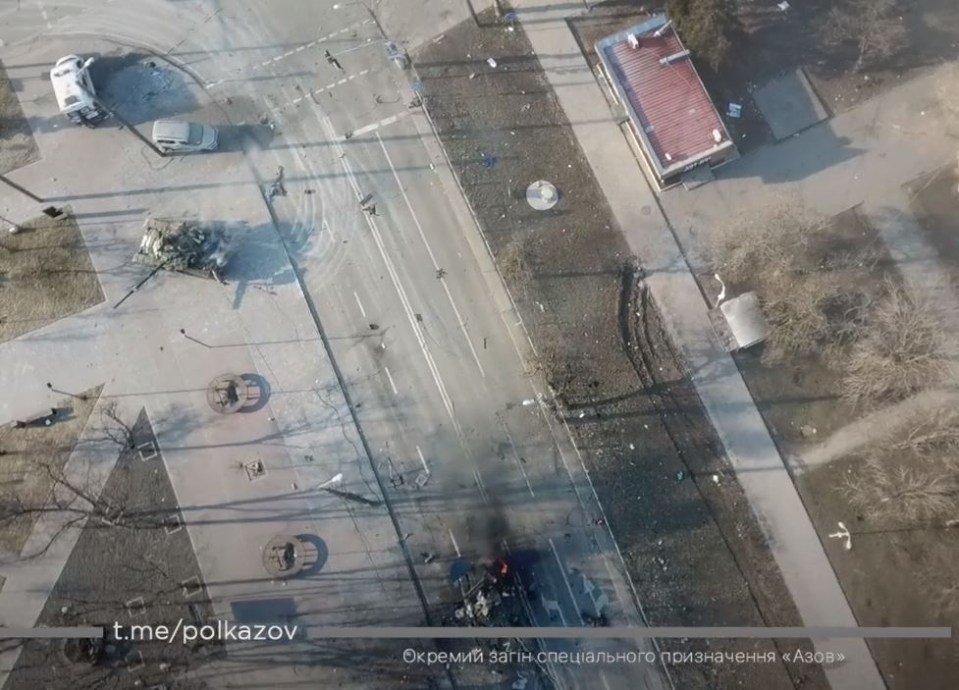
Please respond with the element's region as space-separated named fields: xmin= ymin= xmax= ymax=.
xmin=445 ymin=558 xmax=527 ymax=627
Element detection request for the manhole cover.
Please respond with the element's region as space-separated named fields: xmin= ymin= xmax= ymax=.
xmin=526 ymin=180 xmax=559 ymax=211
xmin=206 ymin=373 xmax=248 ymax=414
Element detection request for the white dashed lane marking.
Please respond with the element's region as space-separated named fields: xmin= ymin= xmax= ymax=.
xmin=349 ymin=112 xmax=408 ymax=139
xmin=205 ymin=19 xmax=372 ymax=88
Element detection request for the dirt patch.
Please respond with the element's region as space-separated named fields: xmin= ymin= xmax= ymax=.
xmin=569 ymin=0 xmax=959 ymax=154
xmin=415 ymin=10 xmax=827 ymax=690
xmin=799 ymin=454 xmax=959 ymax=690
xmin=907 ymin=162 xmax=959 ymax=287
xmin=0 ymin=60 xmax=40 ymax=175
xmin=0 ymin=210 xmax=104 ymax=343
xmin=5 ymin=411 xmax=221 ymax=690
xmin=721 ymin=207 xmax=898 ymax=450
xmin=0 ymin=386 xmax=103 ymax=556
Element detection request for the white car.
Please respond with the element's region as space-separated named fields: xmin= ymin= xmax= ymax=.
xmin=151 ymin=119 xmax=218 ymax=153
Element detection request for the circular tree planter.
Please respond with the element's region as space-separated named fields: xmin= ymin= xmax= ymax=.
xmin=262 ymin=534 xmax=308 ymax=578
xmin=62 ymin=636 xmax=103 ymax=666
xmin=206 ymin=373 xmax=248 ymax=414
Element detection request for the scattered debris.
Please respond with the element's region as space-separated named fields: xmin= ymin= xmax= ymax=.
xmin=675 ymin=470 xmax=686 ymax=481
xmin=436 ymin=268 xmax=447 ymax=279
xmin=828 ymin=521 xmax=852 ymax=551
xmin=487 ymin=57 xmax=498 ymax=68
xmin=727 ymin=102 xmax=742 ymax=118
xmin=325 ymin=49 xmax=343 ymax=71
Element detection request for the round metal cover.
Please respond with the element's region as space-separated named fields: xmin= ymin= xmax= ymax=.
xmin=526 ymin=180 xmax=559 ymax=211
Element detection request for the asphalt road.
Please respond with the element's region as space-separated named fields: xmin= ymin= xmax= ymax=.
xmin=0 ymin=2 xmax=669 ymax=689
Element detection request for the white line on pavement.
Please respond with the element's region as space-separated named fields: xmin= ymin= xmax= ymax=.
xmin=449 ymin=529 xmax=461 ymax=558
xmin=600 ymin=671 xmax=613 ymax=690
xmin=473 ymin=469 xmax=489 ymax=504
xmin=353 ymin=291 xmax=367 ymax=317
xmin=500 ymin=418 xmax=535 ymax=497
xmin=336 ymin=36 xmax=376 ymax=55
xmin=206 ymin=21 xmax=372 ymax=87
xmin=416 ymin=446 xmax=429 ymax=475
xmin=542 ymin=597 xmax=567 ymax=626
xmin=35 ymin=1 xmax=53 ymax=30
xmin=377 ymin=132 xmax=486 ymax=379
xmin=383 ymin=366 xmax=398 ymax=395
xmin=548 ymin=538 xmax=585 ymax=625
xmin=296 ymin=68 xmax=369 ymax=106
xmin=322 ymin=115 xmax=459 ymax=426
xmin=350 ymin=112 xmax=408 ymax=139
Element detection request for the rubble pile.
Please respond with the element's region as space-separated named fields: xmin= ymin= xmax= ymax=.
xmin=134 ymin=218 xmax=231 ymax=279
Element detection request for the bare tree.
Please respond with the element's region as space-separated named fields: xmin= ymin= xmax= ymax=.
xmin=706 ymin=199 xmax=872 ymax=361
xmin=842 ymin=408 xmax=959 ymax=525
xmin=0 ymin=456 xmax=152 ymax=558
xmin=497 ymin=234 xmax=532 ymax=291
xmin=824 ymin=0 xmax=908 ymax=73
xmin=667 ymin=0 xmax=734 ymax=71
xmin=99 ymin=401 xmax=137 ymax=450
xmin=842 ymin=279 xmax=949 ymax=409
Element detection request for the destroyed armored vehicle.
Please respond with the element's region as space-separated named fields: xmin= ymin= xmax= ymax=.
xmin=133 ymin=218 xmax=232 ymax=281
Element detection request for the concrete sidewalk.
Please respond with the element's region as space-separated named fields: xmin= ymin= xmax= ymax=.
xmin=510 ymin=3 xmax=886 ymax=690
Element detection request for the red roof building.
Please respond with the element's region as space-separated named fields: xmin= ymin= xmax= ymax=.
xmin=595 ymin=16 xmax=736 ymax=189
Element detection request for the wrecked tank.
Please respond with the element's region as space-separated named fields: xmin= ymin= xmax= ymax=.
xmin=133 ymin=218 xmax=232 ymax=281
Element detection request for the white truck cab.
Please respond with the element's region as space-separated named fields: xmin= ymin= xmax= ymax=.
xmin=50 ymin=55 xmax=106 ymax=126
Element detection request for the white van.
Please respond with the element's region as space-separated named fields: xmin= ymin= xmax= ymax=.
xmin=50 ymin=55 xmax=106 ymax=126
xmin=151 ymin=120 xmax=218 ymax=153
